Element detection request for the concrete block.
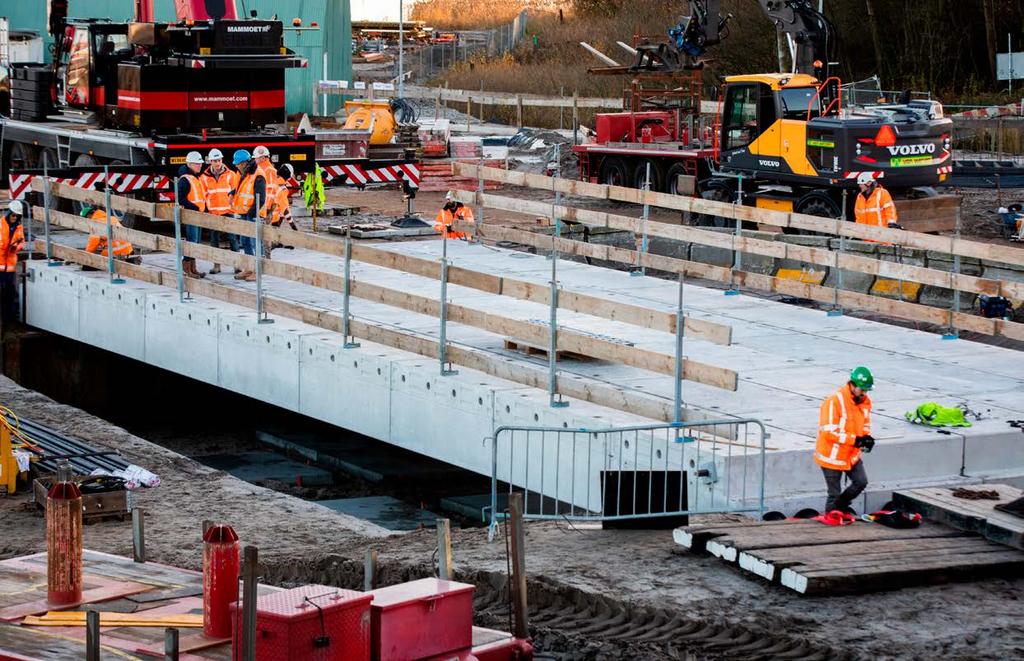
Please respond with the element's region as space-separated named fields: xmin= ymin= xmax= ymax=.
xmin=145 ymin=293 xmax=220 ymax=384
xmin=733 ymin=251 xmax=776 ymax=275
xmin=691 ymin=243 xmax=736 ymax=268
xmin=783 ymin=235 xmax=831 ymax=248
xmin=919 ymin=286 xmax=978 ymax=311
xmin=218 ymin=314 xmax=305 ymax=411
xmin=877 ymin=246 xmax=925 ymax=266
xmin=25 ymin=265 xmax=79 ymax=339
xmin=925 ymin=257 xmax=983 ymax=277
xmin=204 ymin=451 xmax=333 ymax=487
xmin=317 ymin=496 xmax=440 ymax=531
xmin=823 ymin=268 xmax=875 ymax=293
xmin=982 ymin=266 xmax=1024 ymax=290
xmin=77 ymin=278 xmax=147 ymax=361
xmin=647 ymin=236 xmax=691 ymax=261
xmin=870 ymin=278 xmax=922 ymax=302
xmin=774 ymin=266 xmax=828 ymax=285
xmin=829 ymin=239 xmax=877 ymax=255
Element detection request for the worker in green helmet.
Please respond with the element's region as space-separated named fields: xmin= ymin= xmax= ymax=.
xmin=814 ymin=366 xmax=875 ymax=513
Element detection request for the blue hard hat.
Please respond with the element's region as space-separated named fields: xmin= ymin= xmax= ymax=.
xmin=232 ymin=149 xmax=251 ymax=166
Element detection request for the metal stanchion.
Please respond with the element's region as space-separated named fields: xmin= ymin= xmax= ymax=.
xmin=548 ymin=240 xmax=568 ymax=408
xmin=254 ymin=195 xmax=273 ymax=324
xmin=241 ymin=546 xmax=257 ymax=661
xmin=342 ymin=232 xmax=359 ymax=348
xmin=828 ymin=190 xmax=847 ymax=316
xmin=632 ymin=161 xmax=651 ymax=276
xmin=944 ymin=207 xmax=961 ymax=340
xmin=439 ymin=248 xmax=457 ymax=376
xmin=132 ymin=507 xmax=146 ymax=563
xmin=103 ymin=166 xmax=125 ymax=285
xmin=726 ymin=175 xmax=743 ymax=295
xmin=164 ymin=627 xmax=179 ymax=661
xmin=673 ymin=272 xmax=685 ymax=426
xmin=173 ymin=178 xmax=187 ymax=303
xmin=43 ymin=163 xmax=59 ymax=266
xmin=86 ymin=610 xmax=100 ymax=661
xmin=474 ymin=156 xmax=484 ymax=242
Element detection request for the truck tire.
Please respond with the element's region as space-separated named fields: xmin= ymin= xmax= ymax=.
xmin=599 ymin=157 xmax=628 ymax=187
xmin=632 ymin=160 xmax=663 ymax=192
xmin=665 ymin=163 xmax=693 ymax=196
xmin=795 ymin=194 xmax=841 ymax=218
xmin=689 ymin=184 xmax=733 ymax=228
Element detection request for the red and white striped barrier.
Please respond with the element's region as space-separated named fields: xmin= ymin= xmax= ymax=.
xmin=951 ymin=102 xmax=1023 ymax=120
xmin=8 ymin=172 xmax=172 ymax=201
xmin=322 ymin=163 xmax=420 ymax=187
xmin=842 ymin=171 xmax=883 ymax=180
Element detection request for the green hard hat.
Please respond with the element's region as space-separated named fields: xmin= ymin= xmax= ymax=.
xmin=850 ymin=366 xmax=874 ymax=391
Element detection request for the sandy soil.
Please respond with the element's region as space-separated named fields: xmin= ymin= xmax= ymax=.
xmin=2 ymin=376 xmax=1022 ymax=661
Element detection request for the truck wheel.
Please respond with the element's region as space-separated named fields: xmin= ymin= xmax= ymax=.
xmin=8 ymin=142 xmax=38 ymax=172
xmin=599 ymin=157 xmax=628 ymax=187
xmin=632 ymin=160 xmax=663 ymax=191
xmin=796 ymin=195 xmax=841 ymax=219
xmin=666 ymin=163 xmax=692 ymax=196
xmin=690 ymin=185 xmax=733 ymax=227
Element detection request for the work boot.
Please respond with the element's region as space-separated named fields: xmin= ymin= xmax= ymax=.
xmin=191 ymin=259 xmax=207 ymax=278
xmin=182 ymin=258 xmax=195 ymax=278
xmin=233 ymin=269 xmax=249 ymax=280
xmin=242 ymin=271 xmax=257 ymax=282
xmin=210 ymin=263 xmax=222 ymax=275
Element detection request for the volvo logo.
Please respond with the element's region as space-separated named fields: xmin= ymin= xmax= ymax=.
xmin=886 ymin=144 xmax=936 ymax=156
xmin=758 ymin=159 xmax=780 ymax=168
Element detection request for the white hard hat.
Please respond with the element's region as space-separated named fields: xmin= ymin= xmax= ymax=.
xmin=856 ymin=172 xmax=876 ymax=186
xmin=252 ymin=145 xmax=270 ymax=159
xmin=207 ymin=148 xmax=224 ymax=162
xmin=8 ymin=200 xmax=24 ymax=216
xmin=444 ymin=191 xmax=454 ymax=201
xmin=186 ymin=151 xmax=204 ymax=165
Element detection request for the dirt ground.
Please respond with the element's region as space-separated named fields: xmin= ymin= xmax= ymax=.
xmin=2 ymin=376 xmax=1022 ymax=661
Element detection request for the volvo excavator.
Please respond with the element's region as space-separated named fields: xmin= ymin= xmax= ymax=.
xmin=579 ymin=1 xmax=952 ymax=220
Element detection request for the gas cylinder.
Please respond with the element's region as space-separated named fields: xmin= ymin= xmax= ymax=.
xmin=46 ymin=479 xmax=83 ymax=605
xmin=681 ymin=124 xmax=690 ymax=146
xmin=203 ymin=524 xmax=240 ymax=638
xmin=641 ymin=126 xmax=653 ymax=144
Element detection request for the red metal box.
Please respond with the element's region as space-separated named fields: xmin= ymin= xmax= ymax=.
xmin=230 ymin=584 xmax=372 ymax=661
xmin=368 ymin=578 xmax=475 ymax=661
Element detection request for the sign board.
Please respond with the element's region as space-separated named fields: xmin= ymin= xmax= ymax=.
xmin=997 ymin=52 xmax=1024 ymax=81
xmin=372 ymin=82 xmax=395 ymax=91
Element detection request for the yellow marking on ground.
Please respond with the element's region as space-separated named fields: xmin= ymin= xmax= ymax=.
xmin=775 ymin=268 xmax=827 ymax=285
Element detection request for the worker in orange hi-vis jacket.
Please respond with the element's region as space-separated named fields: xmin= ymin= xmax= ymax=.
xmin=434 ymin=192 xmax=472 ymax=240
xmin=853 ymin=173 xmax=901 ymax=229
xmin=814 ymin=366 xmax=875 ymax=514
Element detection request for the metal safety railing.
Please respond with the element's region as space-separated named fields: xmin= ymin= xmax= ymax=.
xmin=487 ymin=418 xmax=767 ymax=532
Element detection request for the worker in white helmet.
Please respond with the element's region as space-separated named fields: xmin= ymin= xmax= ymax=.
xmin=252 ymin=145 xmax=279 ymax=238
xmin=201 ymin=148 xmax=240 ymax=274
xmin=177 ymin=150 xmax=208 ymax=278
xmin=854 ymin=172 xmax=899 ymax=229
xmin=1 ymin=200 xmax=26 ymax=330
xmin=435 ymin=191 xmax=472 ymax=239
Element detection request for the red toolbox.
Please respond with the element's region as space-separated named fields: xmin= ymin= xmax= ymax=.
xmin=368 ymin=578 xmax=475 ymax=661
xmin=230 ymin=584 xmax=373 ymax=661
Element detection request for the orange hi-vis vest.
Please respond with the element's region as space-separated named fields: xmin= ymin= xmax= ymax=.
xmin=201 ymin=167 xmax=238 ymax=216
xmin=182 ymin=173 xmax=206 ymax=212
xmin=257 ymin=160 xmax=279 ymax=217
xmin=434 ymin=205 xmax=473 ymax=239
xmin=231 ymin=172 xmax=267 ymax=218
xmin=815 ymin=383 xmax=872 ymax=472
xmin=84 ymin=210 xmax=133 ymax=257
xmin=0 ymin=214 xmax=25 ymax=272
xmin=854 ymin=185 xmax=897 ymax=228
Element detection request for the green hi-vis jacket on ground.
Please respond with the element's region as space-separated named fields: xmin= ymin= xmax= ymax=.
xmin=905 ymin=402 xmax=972 ymax=427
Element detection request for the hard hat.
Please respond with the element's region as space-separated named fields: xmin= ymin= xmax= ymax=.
xmin=8 ymin=200 xmax=24 ymax=216
xmin=856 ymin=172 xmax=876 ymax=186
xmin=278 ymin=163 xmax=294 ymax=179
xmin=207 ymin=148 xmax=224 ymax=162
xmin=444 ymin=191 xmax=454 ymax=201
xmin=233 ymin=149 xmax=252 ymax=166
xmin=185 ymin=151 xmax=204 ymax=165
xmin=850 ymin=366 xmax=874 ymax=391
xmin=252 ymin=145 xmax=270 ymax=159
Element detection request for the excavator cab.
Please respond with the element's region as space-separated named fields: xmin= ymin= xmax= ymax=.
xmin=58 ymin=22 xmax=130 ymax=110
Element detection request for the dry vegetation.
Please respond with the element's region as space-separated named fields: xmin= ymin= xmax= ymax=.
xmin=409 ymin=0 xmax=537 ymax=30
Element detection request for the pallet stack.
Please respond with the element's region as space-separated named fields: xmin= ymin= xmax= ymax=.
xmin=418 ymin=159 xmax=507 ymax=192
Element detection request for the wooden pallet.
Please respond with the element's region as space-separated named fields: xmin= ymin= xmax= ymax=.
xmin=503 ymin=338 xmax=592 ymax=362
xmin=674 ymin=518 xmax=1024 ymax=596
xmin=893 ymin=484 xmax=1024 ymax=550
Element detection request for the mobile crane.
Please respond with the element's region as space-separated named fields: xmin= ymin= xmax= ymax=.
xmin=1 ymin=0 xmax=420 ymax=224
xmin=576 ymin=1 xmax=952 ymax=220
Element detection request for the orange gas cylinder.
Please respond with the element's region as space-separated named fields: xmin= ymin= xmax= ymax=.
xmin=203 ymin=524 xmax=240 ymax=639
xmin=46 ymin=480 xmax=83 ymax=605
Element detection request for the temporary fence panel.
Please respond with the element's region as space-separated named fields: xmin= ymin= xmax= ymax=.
xmin=489 ymin=419 xmax=766 ymax=526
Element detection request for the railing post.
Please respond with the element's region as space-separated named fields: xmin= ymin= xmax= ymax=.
xmin=241 ymin=546 xmax=257 ymax=661
xmin=439 ymin=243 xmax=457 ymax=375
xmin=726 ymin=174 xmax=742 ymax=295
xmin=474 ymin=156 xmax=484 ymax=242
xmin=43 ymin=163 xmax=58 ymax=266
xmin=363 ymin=550 xmax=377 ymax=591
xmin=548 ymin=143 xmax=562 ymax=258
xmin=436 ymin=518 xmax=453 ymax=580
xmin=674 ymin=272 xmax=685 ymax=426
xmin=132 ymin=507 xmax=145 ymax=563
xmin=829 ymin=190 xmax=847 ymax=317
xmin=549 ymin=241 xmax=568 ymax=408
xmin=342 ymin=233 xmax=359 ymax=348
xmin=173 ymin=177 xmax=187 ymax=303
xmin=944 ymin=205 xmax=961 ymax=340
xmin=164 ymin=627 xmax=179 ymax=661
xmin=631 ymin=161 xmax=651 ymax=276
xmin=86 ymin=610 xmax=100 ymax=661
xmin=104 ymin=166 xmax=125 ymax=285
xmin=254 ymin=195 xmax=273 ymax=324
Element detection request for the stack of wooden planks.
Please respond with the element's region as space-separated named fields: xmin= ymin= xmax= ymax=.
xmin=893 ymin=484 xmax=1024 ymax=550
xmin=674 ymin=518 xmax=1024 ymax=596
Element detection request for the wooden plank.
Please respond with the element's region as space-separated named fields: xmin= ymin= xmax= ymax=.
xmin=455 ymin=162 xmax=1024 ymax=270
xmin=893 ymin=486 xmax=1024 ymax=549
xmin=35 ymin=241 xmax=736 ymax=428
xmin=33 ymin=180 xmax=160 ymax=218
xmin=463 ymin=220 xmax=1024 ymax=343
xmin=781 ymin=550 xmax=1024 ymax=595
xmin=451 ymin=188 xmax=1024 ymax=301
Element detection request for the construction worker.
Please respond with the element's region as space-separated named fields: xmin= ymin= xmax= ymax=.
xmin=0 ymin=200 xmax=25 ymax=330
xmin=264 ymin=163 xmax=298 ymax=258
xmin=230 ymin=150 xmax=267 ymax=282
xmin=853 ymin=173 xmax=900 ymax=229
xmin=82 ymin=201 xmax=134 ymax=259
xmin=201 ymin=148 xmax=240 ymax=274
xmin=434 ymin=192 xmax=472 ymax=239
xmin=177 ymin=150 xmax=207 ymax=278
xmin=815 ymin=366 xmax=875 ymax=514
xmin=252 ymin=145 xmax=279 ymax=223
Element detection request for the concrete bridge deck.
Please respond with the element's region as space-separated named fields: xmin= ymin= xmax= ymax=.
xmin=24 ymin=234 xmax=1024 ymax=514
